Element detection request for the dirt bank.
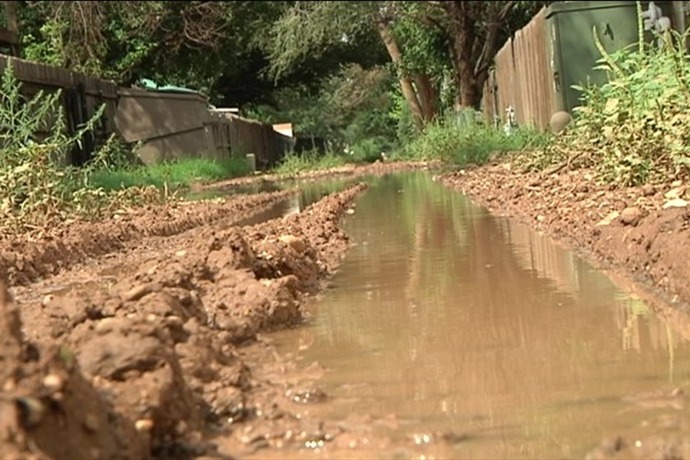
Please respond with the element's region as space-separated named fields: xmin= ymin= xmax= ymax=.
xmin=0 ymin=189 xmax=297 ymax=288
xmin=0 ymin=177 xmax=372 ymax=459
xmin=442 ymin=162 xmax=690 ymax=309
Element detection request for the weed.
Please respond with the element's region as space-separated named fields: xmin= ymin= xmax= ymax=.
xmin=273 ymin=149 xmax=347 ymax=175
xmin=0 ymin=62 xmax=167 ymax=236
xmin=399 ymin=109 xmax=550 ymax=166
xmin=88 ymin=157 xmax=251 ymax=191
xmin=527 ymin=3 xmax=690 ymax=186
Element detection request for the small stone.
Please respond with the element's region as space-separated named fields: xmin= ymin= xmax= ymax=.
xmin=42 ymin=374 xmax=64 ymax=392
xmin=620 ymin=207 xmax=643 ymax=226
xmin=278 ymin=235 xmax=307 ymax=254
xmin=82 ymin=413 xmax=99 ymax=433
xmin=345 ymin=208 xmax=356 ymax=215
xmin=94 ymin=318 xmax=118 ymax=335
xmin=536 ymin=215 xmax=545 ymax=222
xmin=121 ymin=283 xmax=156 ymax=302
xmin=135 ymin=419 xmax=154 ymax=432
xmin=175 ymin=250 xmax=187 ymax=258
xmin=165 ymin=315 xmax=183 ymax=327
xmin=3 ymin=379 xmax=16 ymax=392
xmin=663 ymin=198 xmax=689 ymax=209
xmin=596 ymin=211 xmax=620 ymax=226
xmin=15 ymin=397 xmax=45 ymax=428
xmin=665 ymin=186 xmax=685 ymax=200
xmin=41 ymin=294 xmax=54 ymax=308
xmin=641 ymin=184 xmax=655 ymax=197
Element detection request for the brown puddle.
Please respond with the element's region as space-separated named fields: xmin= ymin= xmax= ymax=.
xmin=265 ymin=171 xmax=690 ymax=459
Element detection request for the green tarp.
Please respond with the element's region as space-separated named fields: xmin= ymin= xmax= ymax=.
xmin=138 ymin=78 xmax=204 ymax=96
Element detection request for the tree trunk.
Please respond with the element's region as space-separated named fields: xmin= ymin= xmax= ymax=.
xmin=375 ymin=14 xmax=426 ymax=130
xmin=445 ymin=2 xmax=483 ymax=110
xmin=459 ymin=65 xmax=482 ymax=109
xmin=3 ymin=1 xmax=18 ymax=34
xmin=443 ymin=1 xmax=516 ymax=111
xmin=413 ymin=73 xmax=438 ymax=123
xmin=2 ymin=1 xmax=20 ymax=55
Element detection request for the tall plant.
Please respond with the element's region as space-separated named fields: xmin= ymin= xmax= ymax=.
xmin=532 ymin=4 xmax=690 ymax=186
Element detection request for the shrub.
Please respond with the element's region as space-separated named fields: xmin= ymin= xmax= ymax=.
xmin=527 ymin=3 xmax=690 ymax=186
xmin=0 ymin=62 xmax=167 ymax=236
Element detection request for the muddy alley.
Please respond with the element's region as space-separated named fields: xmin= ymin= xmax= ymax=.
xmin=2 ymin=163 xmax=690 ymax=460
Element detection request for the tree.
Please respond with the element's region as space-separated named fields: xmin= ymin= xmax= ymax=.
xmin=433 ymin=1 xmax=546 ymax=109
xmin=265 ymin=1 xmax=441 ymax=130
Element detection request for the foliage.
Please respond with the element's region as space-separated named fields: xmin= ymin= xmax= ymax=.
xmin=273 ymin=150 xmax=348 ymax=176
xmin=265 ymin=1 xmax=381 ymax=81
xmin=18 ymin=1 xmax=344 ymax=107
xmin=527 ymin=15 xmax=690 ymax=186
xmin=88 ymin=157 xmax=251 ymax=191
xmin=399 ymin=109 xmax=550 ymax=165
xmin=247 ymin=63 xmax=399 ymax=160
xmin=0 ymin=63 xmax=167 ymax=236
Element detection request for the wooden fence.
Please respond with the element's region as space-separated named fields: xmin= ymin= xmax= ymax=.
xmin=0 ymin=52 xmax=294 ymax=169
xmin=482 ymin=7 xmax=554 ymax=130
xmin=115 ymin=88 xmax=233 ymax=165
xmin=0 ymin=54 xmax=118 ymax=165
xmin=217 ymin=112 xmax=295 ymax=169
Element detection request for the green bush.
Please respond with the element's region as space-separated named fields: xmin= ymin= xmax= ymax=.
xmin=399 ymin=110 xmax=550 ymax=166
xmin=528 ymin=3 xmax=690 ymax=186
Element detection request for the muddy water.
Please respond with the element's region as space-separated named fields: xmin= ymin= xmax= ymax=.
xmin=268 ymin=171 xmax=690 ymax=459
xmin=234 ymin=178 xmax=357 ymax=227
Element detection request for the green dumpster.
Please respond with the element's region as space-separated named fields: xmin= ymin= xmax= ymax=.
xmin=545 ymin=1 xmax=675 ymax=114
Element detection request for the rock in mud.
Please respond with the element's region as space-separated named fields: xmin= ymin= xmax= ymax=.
xmin=0 ymin=278 xmax=147 ymax=459
xmin=69 ymin=316 xmax=201 ymax=450
xmin=278 ymin=234 xmax=307 ymax=254
xmin=620 ymin=207 xmax=643 ymax=226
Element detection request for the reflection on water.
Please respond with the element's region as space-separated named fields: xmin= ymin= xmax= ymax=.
xmin=234 ymin=178 xmax=359 ymax=227
xmin=269 ymin=171 xmax=690 ymax=459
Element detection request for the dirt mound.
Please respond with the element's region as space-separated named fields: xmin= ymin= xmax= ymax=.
xmin=442 ymin=164 xmax=690 ymax=308
xmin=0 ymin=189 xmax=295 ymax=287
xmin=0 ymin=280 xmax=147 ymax=460
xmin=0 ymin=182 xmax=366 ymax=459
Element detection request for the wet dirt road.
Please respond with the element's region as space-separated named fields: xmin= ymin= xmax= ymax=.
xmin=3 ymin=162 xmax=690 ymax=459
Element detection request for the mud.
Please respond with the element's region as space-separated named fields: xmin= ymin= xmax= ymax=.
xmin=0 ymin=189 xmax=297 ymax=287
xmin=0 ymin=161 xmax=436 ymax=460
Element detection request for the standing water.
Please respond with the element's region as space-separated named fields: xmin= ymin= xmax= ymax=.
xmin=268 ymin=171 xmax=690 ymax=458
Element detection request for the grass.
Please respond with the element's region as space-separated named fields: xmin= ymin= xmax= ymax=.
xmin=272 ymin=150 xmax=348 ymax=175
xmin=398 ymin=111 xmax=552 ymax=166
xmin=88 ymin=157 xmax=251 ymax=191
